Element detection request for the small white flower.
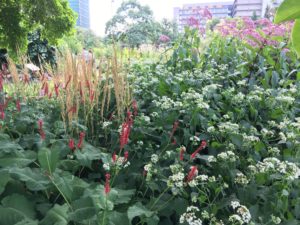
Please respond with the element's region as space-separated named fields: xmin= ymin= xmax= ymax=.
xmin=151 ymin=154 xmax=158 ymax=164
xmin=231 ymin=201 xmax=240 ymax=209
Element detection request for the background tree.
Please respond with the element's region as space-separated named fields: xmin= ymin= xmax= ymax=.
xmin=0 ymin=0 xmax=76 ymax=56
xmin=105 ymin=0 xmax=155 ymax=48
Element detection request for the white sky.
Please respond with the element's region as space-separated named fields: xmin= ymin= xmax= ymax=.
xmin=90 ymin=0 xmax=232 ymax=36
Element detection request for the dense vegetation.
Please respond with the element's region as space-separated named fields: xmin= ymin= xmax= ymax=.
xmin=0 ymin=0 xmax=300 ymax=225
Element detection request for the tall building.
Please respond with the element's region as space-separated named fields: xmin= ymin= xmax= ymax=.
xmin=174 ymin=2 xmax=233 ymax=32
xmin=69 ymin=0 xmax=90 ymax=29
xmin=232 ymin=0 xmax=283 ymax=18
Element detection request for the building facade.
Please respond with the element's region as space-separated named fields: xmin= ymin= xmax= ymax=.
xmin=174 ymin=2 xmax=233 ymax=32
xmin=232 ymin=0 xmax=283 ymax=18
xmin=69 ymin=0 xmax=90 ymax=29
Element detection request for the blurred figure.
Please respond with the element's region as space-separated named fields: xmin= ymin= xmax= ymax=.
xmin=82 ymin=48 xmax=89 ymax=62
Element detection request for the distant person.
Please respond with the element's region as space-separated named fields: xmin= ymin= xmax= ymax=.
xmin=88 ymin=49 xmax=93 ymax=66
xmin=82 ymin=48 xmax=89 ymax=62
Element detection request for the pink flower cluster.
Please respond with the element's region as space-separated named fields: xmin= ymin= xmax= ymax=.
xmin=159 ymin=35 xmax=171 ymax=43
xmin=216 ymin=17 xmax=293 ymax=47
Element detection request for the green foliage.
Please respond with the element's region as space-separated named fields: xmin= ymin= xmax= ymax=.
xmin=0 ymin=0 xmax=76 ymax=56
xmin=275 ymin=0 xmax=300 ymax=56
xmin=105 ymin=0 xmax=155 ymax=47
xmin=59 ymin=28 xmax=102 ymax=54
xmin=0 ymin=14 xmax=300 ymax=224
xmin=27 ymin=30 xmax=57 ymax=67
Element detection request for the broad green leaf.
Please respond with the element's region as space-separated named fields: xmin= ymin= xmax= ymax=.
xmin=127 ymin=202 xmax=155 ymax=223
xmin=69 ymin=197 xmax=96 ymax=222
xmin=8 ymin=167 xmax=50 ymax=191
xmin=108 ymin=188 xmax=135 ymax=205
xmin=83 ymin=185 xmax=114 ymax=210
xmin=0 ymin=171 xmax=11 ymax=195
xmin=292 ymin=19 xmax=300 ymax=57
xmin=0 ymin=206 xmax=26 ymax=225
xmin=0 ymin=151 xmax=36 ymax=168
xmin=40 ymin=204 xmax=69 ymax=225
xmin=51 ymin=172 xmax=74 ymax=202
xmin=74 ymin=144 xmax=107 ymax=168
xmin=0 ymin=194 xmax=37 ymax=225
xmin=274 ymin=0 xmax=300 ymax=23
xmin=38 ymin=147 xmax=59 ymax=174
xmin=14 ymin=219 xmax=38 ymax=225
xmin=108 ymin=211 xmax=130 ymax=225
xmin=2 ymin=194 xmax=36 ymax=219
xmin=0 ymin=140 xmax=23 ymax=153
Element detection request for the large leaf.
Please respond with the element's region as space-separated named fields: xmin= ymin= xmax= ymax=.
xmin=38 ymin=147 xmax=60 ymax=174
xmin=0 ymin=140 xmax=23 ymax=153
xmin=69 ymin=197 xmax=97 ymax=222
xmin=0 ymin=170 xmax=11 ymax=195
xmin=1 ymin=194 xmax=36 ymax=219
xmin=0 ymin=151 xmax=36 ymax=168
xmin=108 ymin=188 xmax=135 ymax=205
xmin=52 ymin=170 xmax=89 ymax=202
xmin=0 ymin=194 xmax=36 ymax=225
xmin=74 ymin=144 xmax=107 ymax=168
xmin=292 ymin=19 xmax=300 ymax=57
xmin=8 ymin=167 xmax=50 ymax=191
xmin=40 ymin=204 xmax=69 ymax=225
xmin=274 ymin=0 xmax=300 ymax=23
xmin=127 ymin=202 xmax=156 ymax=224
xmin=108 ymin=211 xmax=130 ymax=225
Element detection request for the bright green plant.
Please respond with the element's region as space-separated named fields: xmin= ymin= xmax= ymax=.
xmin=275 ymin=0 xmax=300 ymax=56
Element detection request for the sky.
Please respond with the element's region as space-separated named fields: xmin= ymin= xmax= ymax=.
xmin=89 ymin=0 xmax=232 ymax=36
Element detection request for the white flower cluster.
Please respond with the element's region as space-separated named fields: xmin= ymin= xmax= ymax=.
xmin=218 ymin=122 xmax=240 ymax=134
xmin=229 ymin=201 xmax=252 ymax=224
xmin=275 ymin=95 xmax=295 ymax=104
xmin=152 ymin=96 xmax=173 ymax=110
xmin=267 ymin=147 xmax=280 ymax=156
xmin=271 ymin=215 xmax=281 ymax=224
xmin=102 ymin=121 xmax=112 ymax=129
xmin=260 ymin=128 xmax=274 ymax=137
xmin=151 ymin=154 xmax=159 ymax=164
xmin=232 ymin=92 xmax=245 ymax=104
xmin=242 ymin=134 xmax=260 ymax=144
xmin=234 ymin=172 xmax=249 ymax=185
xmin=217 ymin=151 xmax=238 ymax=163
xmin=168 ymin=164 xmax=185 ymax=189
xmin=202 ymin=84 xmax=221 ymax=98
xmin=180 ymin=206 xmax=202 ymax=225
xmin=253 ymin=157 xmax=300 ymax=180
xmin=181 ymin=89 xmax=209 ymax=109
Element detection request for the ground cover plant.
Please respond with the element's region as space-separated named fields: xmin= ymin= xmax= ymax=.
xmin=0 ymin=17 xmax=300 ymax=225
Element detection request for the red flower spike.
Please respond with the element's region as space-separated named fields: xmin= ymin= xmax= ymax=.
xmin=0 ymin=75 xmax=3 ymax=92
xmin=69 ymin=139 xmax=75 ymax=152
xmin=0 ymin=111 xmax=5 ymax=120
xmin=39 ymin=130 xmax=46 ymax=140
xmin=180 ymin=146 xmax=186 ymax=161
xmin=38 ymin=119 xmax=43 ymax=130
xmin=120 ymin=122 xmax=131 ymax=150
xmin=124 ymin=151 xmax=129 ymax=162
xmin=54 ymin=84 xmax=60 ymax=97
xmin=16 ymin=100 xmax=21 ymax=112
xmin=77 ymin=132 xmax=85 ymax=149
xmin=191 ymin=140 xmax=207 ymax=159
xmin=186 ymin=166 xmax=198 ymax=182
xmin=170 ymin=121 xmax=179 ymax=139
xmin=104 ymin=173 xmax=111 ymax=195
xmin=172 ymin=138 xmax=177 ymax=145
xmin=132 ymin=100 xmax=138 ymax=116
xmin=64 ymin=76 xmax=71 ymax=89
xmin=112 ymin=151 xmax=117 ymax=162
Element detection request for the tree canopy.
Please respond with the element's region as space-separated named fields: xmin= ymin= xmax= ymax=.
xmin=0 ymin=0 xmax=76 ymax=54
xmin=105 ymin=0 xmax=155 ymax=47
